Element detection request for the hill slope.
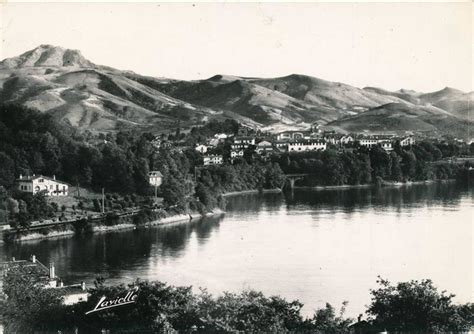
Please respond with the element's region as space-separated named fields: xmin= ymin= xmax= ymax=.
xmin=0 ymin=45 xmax=472 ymax=137
xmin=328 ymin=103 xmax=471 ymax=138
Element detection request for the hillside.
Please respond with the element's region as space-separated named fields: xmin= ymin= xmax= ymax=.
xmin=328 ymin=103 xmax=471 ymax=138
xmin=252 ymin=74 xmax=408 ymax=110
xmin=0 ymin=45 xmax=472 ymax=137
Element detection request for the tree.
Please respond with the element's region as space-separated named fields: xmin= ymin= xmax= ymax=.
xmin=308 ymin=302 xmax=353 ymax=333
xmin=370 ymin=146 xmax=391 ymax=180
xmin=389 ymin=151 xmax=402 ymax=181
xmin=367 ymin=277 xmax=473 ymax=332
xmin=2 ymin=265 xmax=65 ymax=332
xmin=161 ymin=175 xmax=192 ymax=211
xmin=0 ymin=152 xmax=15 ymax=188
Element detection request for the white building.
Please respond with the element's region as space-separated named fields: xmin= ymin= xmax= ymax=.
xmin=400 ymin=137 xmax=415 ymax=147
xmin=231 ymin=150 xmax=245 ymax=158
xmin=358 ymin=138 xmax=379 ymax=148
xmin=288 ymin=140 xmax=326 ymax=152
xmin=380 ymin=141 xmax=393 ymax=151
xmin=204 ymin=155 xmax=223 ymax=165
xmin=256 ymin=140 xmax=274 ymax=154
xmin=149 ymin=171 xmax=163 ymax=187
xmin=340 ymin=135 xmax=354 ymax=145
xmin=276 ymin=131 xmax=306 ymax=141
xmin=214 ymin=133 xmax=229 ymax=140
xmin=195 ymin=144 xmax=208 ymax=154
xmin=233 ymin=136 xmax=255 ymax=146
xmin=16 ymin=175 xmax=69 ymax=196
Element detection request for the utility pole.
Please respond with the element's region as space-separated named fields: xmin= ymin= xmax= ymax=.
xmin=101 ymin=188 xmax=105 ymax=213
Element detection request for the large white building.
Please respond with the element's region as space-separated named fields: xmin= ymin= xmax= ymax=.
xmin=16 ymin=175 xmax=69 ymax=196
xmin=288 ymin=140 xmax=326 ymax=152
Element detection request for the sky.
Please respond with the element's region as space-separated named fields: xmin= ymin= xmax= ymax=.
xmin=0 ymin=2 xmax=472 ymax=92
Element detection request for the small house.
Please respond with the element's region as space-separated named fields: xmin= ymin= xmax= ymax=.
xmin=16 ymin=175 xmax=69 ymax=196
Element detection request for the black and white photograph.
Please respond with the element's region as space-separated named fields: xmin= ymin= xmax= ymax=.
xmin=0 ymin=1 xmax=472 ymax=333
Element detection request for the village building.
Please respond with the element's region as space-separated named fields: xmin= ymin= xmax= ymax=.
xmin=16 ymin=175 xmax=69 ymax=196
xmin=149 ymin=171 xmax=163 ymax=187
xmin=214 ymin=133 xmax=229 ymax=140
xmin=380 ymin=141 xmax=393 ymax=151
xmin=274 ymin=140 xmax=290 ymax=151
xmin=340 ymin=135 xmax=354 ymax=145
xmin=288 ymin=140 xmax=327 ymax=152
xmin=1 ymin=256 xmax=88 ymax=306
xmin=208 ymin=138 xmax=220 ymax=147
xmin=400 ymin=136 xmax=415 ymax=146
xmin=204 ymin=154 xmax=223 ymax=165
xmin=195 ymin=144 xmax=208 ymax=154
xmin=231 ymin=149 xmax=245 ymax=159
xmin=276 ymin=131 xmax=308 ymax=141
xmin=358 ymin=138 xmax=379 ymax=148
xmin=255 ymin=140 xmax=274 ymax=154
xmin=233 ymin=136 xmax=256 ymax=146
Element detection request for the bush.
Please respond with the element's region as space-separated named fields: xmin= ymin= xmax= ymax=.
xmin=367 ymin=277 xmax=474 ymax=332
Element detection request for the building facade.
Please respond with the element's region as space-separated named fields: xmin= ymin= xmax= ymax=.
xmin=204 ymin=155 xmax=223 ymax=165
xmin=288 ymin=140 xmax=326 ymax=152
xmin=149 ymin=171 xmax=163 ymax=187
xmin=16 ymin=175 xmax=69 ymax=196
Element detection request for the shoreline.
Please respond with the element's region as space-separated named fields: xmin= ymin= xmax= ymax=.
xmin=5 ymin=209 xmax=226 ymax=243
xmin=222 ymin=188 xmax=282 ymax=197
xmin=293 ymin=179 xmax=456 ymax=191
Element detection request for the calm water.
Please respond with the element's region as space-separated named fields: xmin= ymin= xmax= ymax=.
xmin=1 ymin=182 xmax=472 ymax=317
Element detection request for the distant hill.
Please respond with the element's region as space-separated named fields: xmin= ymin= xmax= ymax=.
xmin=328 ymin=103 xmax=471 ymax=139
xmin=0 ymin=45 xmax=472 ymax=137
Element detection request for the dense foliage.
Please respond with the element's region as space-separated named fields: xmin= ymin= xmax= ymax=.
xmin=0 ymin=105 xmax=472 ymax=227
xmin=272 ymin=143 xmax=465 ymax=187
xmin=367 ymin=277 xmax=474 ymax=332
xmin=2 ymin=266 xmax=472 ymax=333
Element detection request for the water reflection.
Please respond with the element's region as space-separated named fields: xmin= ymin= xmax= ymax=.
xmin=0 ymin=181 xmax=471 ymax=317
xmin=1 ymin=216 xmax=223 ymax=284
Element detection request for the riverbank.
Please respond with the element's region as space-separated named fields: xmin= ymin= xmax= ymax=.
xmin=4 ymin=208 xmax=226 ymax=242
xmin=222 ymin=188 xmax=282 ymax=197
xmin=293 ymin=179 xmax=456 ymax=191
xmin=92 ymin=208 xmax=225 ymax=234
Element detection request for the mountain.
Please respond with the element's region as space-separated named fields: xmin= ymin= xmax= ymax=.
xmin=0 ymin=45 xmax=472 ymax=137
xmin=0 ymin=44 xmax=95 ymax=69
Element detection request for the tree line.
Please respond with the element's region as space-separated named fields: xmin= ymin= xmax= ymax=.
xmin=2 ymin=265 xmax=473 ymax=333
xmin=0 ymin=105 xmax=472 ymax=227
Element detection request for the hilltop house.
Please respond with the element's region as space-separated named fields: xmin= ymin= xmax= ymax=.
xmin=16 ymin=175 xmax=69 ymax=196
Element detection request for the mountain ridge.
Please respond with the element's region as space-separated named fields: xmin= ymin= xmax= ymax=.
xmin=0 ymin=45 xmax=471 ymax=138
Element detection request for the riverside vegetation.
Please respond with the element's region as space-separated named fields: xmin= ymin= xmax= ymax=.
xmin=1 ymin=265 xmax=473 ymax=333
xmin=0 ymin=105 xmax=473 ymax=234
